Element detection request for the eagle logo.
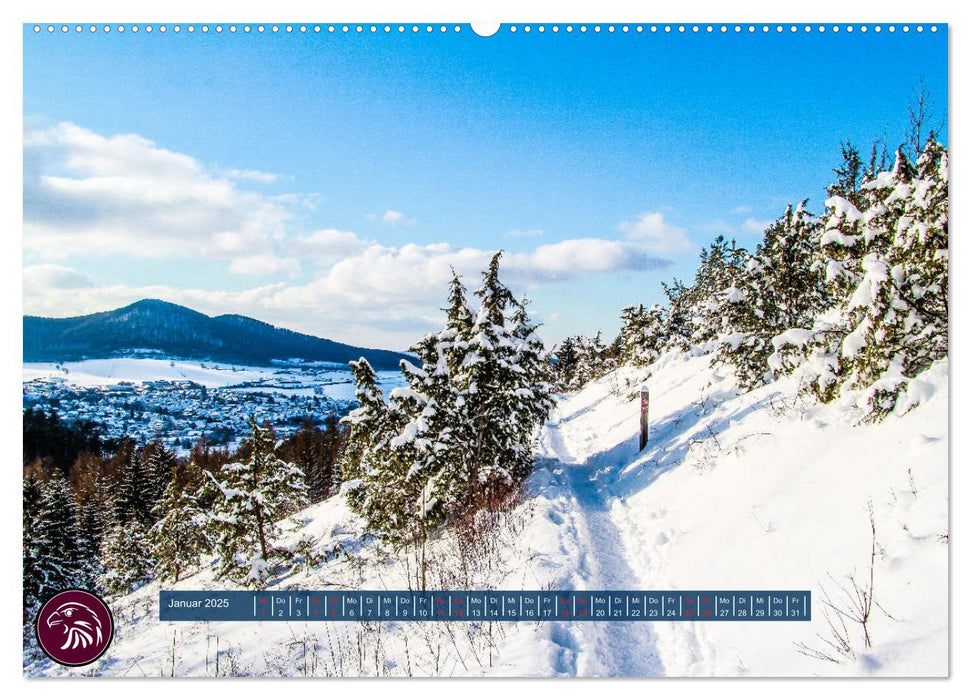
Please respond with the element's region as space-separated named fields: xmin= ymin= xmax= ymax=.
xmin=44 ymin=601 xmax=104 ymax=651
xmin=35 ymin=589 xmax=113 ymax=666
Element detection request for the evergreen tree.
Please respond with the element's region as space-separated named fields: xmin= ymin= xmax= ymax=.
xmin=660 ymin=279 xmax=693 ymax=352
xmin=340 ymin=358 xmax=399 ymax=518
xmin=718 ymin=202 xmax=830 ymax=389
xmin=505 ymin=296 xmax=557 ymax=480
xmin=204 ymin=418 xmax=308 ymax=586
xmin=685 ymin=235 xmax=748 ymax=351
xmin=75 ymin=502 xmax=103 ymax=590
xmin=150 ymin=462 xmax=210 ymax=583
xmin=26 ymin=473 xmax=85 ymax=605
xmin=114 ymin=445 xmax=154 ymax=527
xmin=349 ymin=271 xmax=477 ymax=547
xmin=145 ymin=442 xmax=175 ymax=506
xmin=443 ymin=268 xmax=475 ymax=343
xmin=459 ymin=252 xmax=552 ymax=502
xmin=97 ymin=522 xmax=154 ymax=596
xmin=341 ymin=255 xmax=554 ymax=553
xmin=22 ymin=474 xmax=43 ymax=624
xmin=282 ymin=417 xmax=346 ymax=504
xmin=553 ymin=336 xmax=580 ymax=390
xmin=829 ymin=141 xmax=867 ymax=210
xmin=87 ymin=473 xmax=117 ymax=549
xmin=774 ymin=139 xmax=948 ymax=416
xmin=619 ymin=303 xmax=668 ymax=367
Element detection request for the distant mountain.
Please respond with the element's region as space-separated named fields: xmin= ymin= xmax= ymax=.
xmin=23 ymin=299 xmax=411 ymax=370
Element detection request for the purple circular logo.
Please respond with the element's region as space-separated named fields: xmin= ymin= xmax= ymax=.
xmin=35 ymin=590 xmax=113 ymax=667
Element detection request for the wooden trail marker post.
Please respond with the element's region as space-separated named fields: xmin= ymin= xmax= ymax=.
xmin=639 ymin=385 xmax=649 ymax=451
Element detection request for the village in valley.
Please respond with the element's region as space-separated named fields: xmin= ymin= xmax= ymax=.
xmin=22 ymin=360 xmax=402 ymax=450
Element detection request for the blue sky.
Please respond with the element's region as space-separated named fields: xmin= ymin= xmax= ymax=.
xmin=23 ymin=23 xmax=947 ymax=350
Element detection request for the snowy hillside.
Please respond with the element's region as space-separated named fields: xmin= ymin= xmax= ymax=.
xmin=27 ymin=350 xmax=948 ymax=677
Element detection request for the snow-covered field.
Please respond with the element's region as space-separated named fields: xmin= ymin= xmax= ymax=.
xmin=26 ymin=351 xmax=948 ymax=677
xmin=23 ymin=358 xmax=402 ymax=400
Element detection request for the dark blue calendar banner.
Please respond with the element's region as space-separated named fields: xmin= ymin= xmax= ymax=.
xmin=160 ymin=590 xmax=811 ymax=622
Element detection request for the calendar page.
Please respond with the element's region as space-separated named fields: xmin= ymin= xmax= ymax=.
xmin=21 ymin=17 xmax=948 ymax=679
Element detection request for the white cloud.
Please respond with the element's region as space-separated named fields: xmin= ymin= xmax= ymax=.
xmin=224 ymin=168 xmax=278 ymax=184
xmin=743 ymin=217 xmax=776 ymax=234
xmin=732 ymin=205 xmax=753 ymax=214
xmin=21 ymin=123 xmax=677 ymax=349
xmin=289 ymin=229 xmax=365 ymax=264
xmin=228 ymin=255 xmax=302 ymax=278
xmin=509 ymin=239 xmax=668 ymax=282
xmin=23 ymin=264 xmax=94 ymax=290
xmin=618 ymin=212 xmax=694 ymax=254
xmin=23 ymin=122 xmax=294 ymax=263
xmin=24 ymin=237 xmax=670 ymax=349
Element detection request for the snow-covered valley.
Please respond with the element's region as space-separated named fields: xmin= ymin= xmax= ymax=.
xmin=26 ymin=350 xmax=948 ymax=677
xmin=23 ymin=359 xmax=403 ymax=450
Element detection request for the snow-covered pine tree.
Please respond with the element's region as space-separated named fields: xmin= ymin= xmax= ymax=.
xmin=22 ymin=473 xmax=43 ymax=624
xmin=443 ymin=268 xmax=475 ymax=351
xmin=896 ymin=138 xmax=948 ymax=372
xmin=772 ymin=139 xmax=948 ymax=417
xmin=717 ymin=202 xmax=830 ymax=389
xmin=619 ymin=303 xmax=668 ymax=367
xmin=340 ymin=358 xmax=399 ymax=517
xmin=359 ymin=350 xmax=432 ymax=545
xmin=619 ymin=305 xmax=645 ymax=365
xmin=574 ymin=332 xmax=611 ymax=386
xmin=145 ymin=442 xmax=175 ymax=506
xmin=552 ymin=335 xmax=580 ymax=390
xmin=505 ymin=295 xmax=556 ymax=481
xmin=345 ymin=271 xmax=483 ymax=559
xmin=288 ymin=421 xmax=324 ymax=503
xmin=97 ymin=522 xmax=154 ymax=596
xmin=26 ymin=472 xmax=86 ymax=605
xmin=87 ymin=472 xmax=117 ymax=552
xmin=401 ymin=271 xmax=479 ymax=526
xmin=459 ymin=252 xmax=551 ymax=504
xmin=150 ymin=462 xmax=210 ymax=583
xmin=75 ymin=502 xmax=103 ymax=590
xmin=342 ymin=257 xmax=554 ymax=551
xmin=380 ymin=336 xmax=457 ymax=582
xmin=114 ymin=444 xmax=154 ymax=527
xmin=204 ymin=418 xmax=308 ymax=586
xmin=660 ymin=279 xmax=693 ymax=352
xmin=685 ymin=235 xmax=748 ymax=351
xmin=341 ymin=257 xmax=553 ymax=555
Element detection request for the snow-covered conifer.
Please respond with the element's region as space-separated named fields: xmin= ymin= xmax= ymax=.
xmin=27 ymin=473 xmax=86 ymax=603
xmin=718 ymin=203 xmax=830 ymax=389
xmin=150 ymin=462 xmax=211 ymax=583
xmin=204 ymin=418 xmax=308 ymax=586
xmin=145 ymin=442 xmax=175 ymax=506
xmin=114 ymin=445 xmax=154 ymax=527
xmin=686 ymin=236 xmax=748 ymax=351
xmin=773 ymin=140 xmax=948 ymax=417
xmin=619 ymin=303 xmax=668 ymax=367
xmin=98 ymin=522 xmax=154 ymax=596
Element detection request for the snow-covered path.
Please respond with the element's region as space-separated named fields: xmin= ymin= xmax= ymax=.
xmin=528 ymin=355 xmax=948 ymax=677
xmin=535 ymin=407 xmax=665 ymax=676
